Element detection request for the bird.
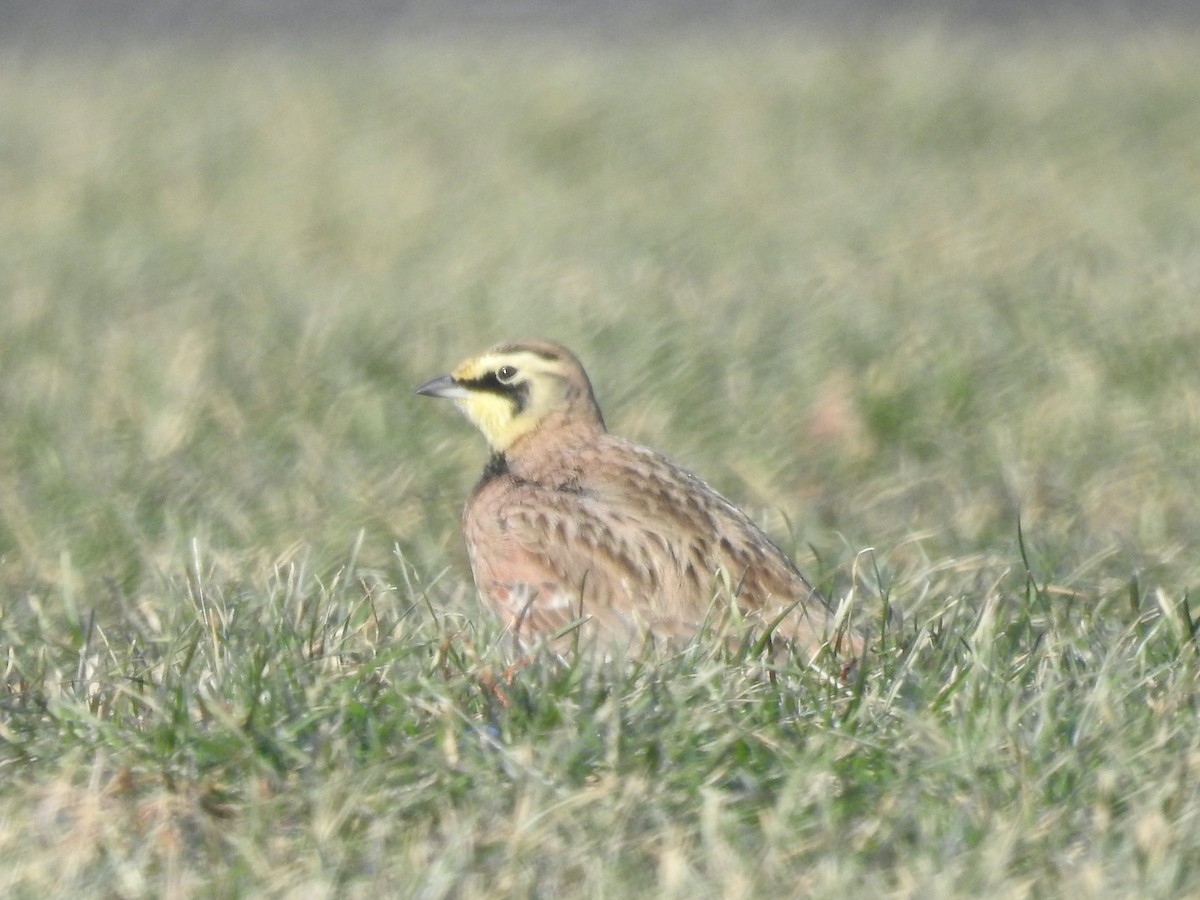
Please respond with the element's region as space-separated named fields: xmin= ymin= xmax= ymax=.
xmin=416 ymin=339 xmax=862 ymax=666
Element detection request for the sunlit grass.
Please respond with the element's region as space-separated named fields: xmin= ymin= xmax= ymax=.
xmin=1 ymin=25 xmax=1199 ymax=897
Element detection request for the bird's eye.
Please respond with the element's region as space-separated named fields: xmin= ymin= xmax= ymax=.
xmin=497 ymin=365 xmax=518 ymax=383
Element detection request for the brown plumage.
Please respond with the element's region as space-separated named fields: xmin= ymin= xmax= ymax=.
xmin=417 ymin=339 xmax=860 ymax=663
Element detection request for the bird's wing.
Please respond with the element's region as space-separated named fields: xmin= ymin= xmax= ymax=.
xmin=581 ymin=442 xmax=861 ymax=657
xmin=466 ymin=477 xmax=702 ymax=648
xmin=467 ymin=442 xmax=861 ymax=658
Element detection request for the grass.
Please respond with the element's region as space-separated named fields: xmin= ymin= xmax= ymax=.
xmin=2 ymin=22 xmax=1200 ymax=897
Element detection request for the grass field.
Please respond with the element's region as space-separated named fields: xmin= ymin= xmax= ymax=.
xmin=2 ymin=24 xmax=1199 ymax=897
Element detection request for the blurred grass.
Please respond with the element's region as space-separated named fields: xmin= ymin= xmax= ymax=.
xmin=1 ymin=26 xmax=1199 ymax=897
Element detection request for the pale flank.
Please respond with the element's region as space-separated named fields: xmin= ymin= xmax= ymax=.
xmin=417 ymin=340 xmax=861 ymax=663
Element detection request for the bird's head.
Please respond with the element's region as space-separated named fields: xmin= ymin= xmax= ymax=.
xmin=416 ymin=340 xmax=605 ymax=453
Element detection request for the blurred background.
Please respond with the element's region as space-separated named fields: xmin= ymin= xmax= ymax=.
xmin=2 ymin=5 xmax=1200 ymax=894
xmin=1 ymin=0 xmax=1198 ymax=607
xmin=3 ymin=0 xmax=1199 ymax=40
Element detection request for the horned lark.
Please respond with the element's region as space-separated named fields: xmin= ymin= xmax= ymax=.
xmin=417 ymin=340 xmax=861 ymax=664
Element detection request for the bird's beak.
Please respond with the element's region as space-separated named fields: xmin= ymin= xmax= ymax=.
xmin=415 ymin=374 xmax=472 ymax=401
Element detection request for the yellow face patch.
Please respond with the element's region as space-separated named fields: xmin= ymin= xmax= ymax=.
xmin=456 ymin=392 xmax=526 ymax=452
xmin=419 ymin=341 xmax=606 ymax=453
xmin=443 ymin=349 xmax=569 ymax=453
